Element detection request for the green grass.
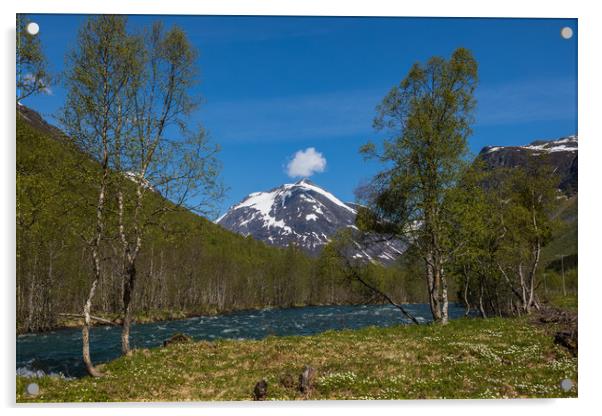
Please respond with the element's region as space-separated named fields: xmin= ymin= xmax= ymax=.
xmin=547 ymin=293 xmax=578 ymax=311
xmin=541 ymin=195 xmax=577 ymax=267
xmin=16 ymin=317 xmax=577 ymax=402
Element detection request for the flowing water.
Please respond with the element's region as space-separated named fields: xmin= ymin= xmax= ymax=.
xmin=17 ymin=303 xmax=467 ymax=378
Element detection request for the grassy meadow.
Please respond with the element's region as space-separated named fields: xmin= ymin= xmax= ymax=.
xmin=16 ymin=316 xmax=577 ymax=402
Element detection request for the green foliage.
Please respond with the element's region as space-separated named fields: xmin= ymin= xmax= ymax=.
xmin=546 ymin=292 xmax=578 ymax=311
xmin=60 ymin=15 xmax=139 ymax=166
xmin=501 ymin=161 xmax=560 ymax=250
xmin=359 ymin=47 xmax=479 ymax=322
xmin=444 ymin=163 xmax=502 ymax=315
xmin=317 ymin=230 xmax=428 ymax=306
xmin=363 ymin=46 xmax=478 ymax=235
xmin=540 ymin=196 xmax=577 ymax=268
xmin=16 ymin=115 xmax=98 ymax=331
xmin=447 ymin=157 xmax=565 ymax=316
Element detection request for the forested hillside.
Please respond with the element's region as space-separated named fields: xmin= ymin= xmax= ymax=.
xmin=16 ymin=108 xmax=423 ymax=333
xmin=477 ymin=142 xmax=578 ymax=301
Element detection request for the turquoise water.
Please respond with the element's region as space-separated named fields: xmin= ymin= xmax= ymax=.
xmin=17 ymin=303 xmax=467 ymax=378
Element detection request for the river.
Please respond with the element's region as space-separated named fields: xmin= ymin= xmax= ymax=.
xmin=17 ymin=303 xmax=467 ymax=378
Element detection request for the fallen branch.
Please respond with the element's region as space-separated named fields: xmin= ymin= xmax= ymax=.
xmin=341 ymin=256 xmax=420 ymax=325
xmin=58 ymin=313 xmax=118 ymax=326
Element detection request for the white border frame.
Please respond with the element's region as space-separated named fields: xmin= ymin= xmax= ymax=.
xmin=2 ymin=1 xmax=600 ymax=415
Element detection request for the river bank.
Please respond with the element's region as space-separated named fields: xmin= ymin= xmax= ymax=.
xmin=19 ymin=301 xmax=425 ymax=335
xmin=16 ymin=315 xmax=577 ymax=402
xmin=18 ymin=303 xmax=454 ymax=377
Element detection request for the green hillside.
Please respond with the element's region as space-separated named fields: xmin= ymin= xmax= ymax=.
xmin=538 ymin=195 xmax=578 ymax=301
xmin=541 ymin=195 xmax=577 ymax=267
xmin=16 ymin=109 xmax=416 ymax=333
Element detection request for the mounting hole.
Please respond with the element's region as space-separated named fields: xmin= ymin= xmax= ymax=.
xmin=560 ymin=378 xmax=574 ymax=392
xmin=26 ymin=382 xmax=39 ymax=396
xmin=560 ymin=27 xmax=573 ymax=40
xmin=26 ymin=22 xmax=39 ymax=36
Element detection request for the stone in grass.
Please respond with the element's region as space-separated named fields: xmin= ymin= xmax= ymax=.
xmin=162 ymin=332 xmax=192 ymax=347
xmin=253 ymin=379 xmax=268 ymax=401
xmin=279 ymin=373 xmax=296 ymax=389
xmin=298 ymin=365 xmax=317 ymax=394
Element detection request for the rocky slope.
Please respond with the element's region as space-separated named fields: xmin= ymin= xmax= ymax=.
xmin=479 ymin=135 xmax=578 ymax=194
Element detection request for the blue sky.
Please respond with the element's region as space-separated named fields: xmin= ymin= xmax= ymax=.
xmin=22 ymin=15 xmax=577 ymax=218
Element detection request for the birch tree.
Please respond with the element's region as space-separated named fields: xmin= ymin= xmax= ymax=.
xmin=447 ymin=161 xmax=560 ymax=317
xmin=113 ymin=22 xmax=223 ymax=355
xmin=445 ymin=163 xmax=507 ymax=318
xmin=494 ymin=162 xmax=559 ymax=314
xmin=358 ymin=48 xmax=478 ymax=324
xmin=61 ymin=15 xmax=140 ymax=376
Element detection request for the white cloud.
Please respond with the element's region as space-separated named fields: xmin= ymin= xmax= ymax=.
xmin=286 ymin=147 xmax=327 ymax=178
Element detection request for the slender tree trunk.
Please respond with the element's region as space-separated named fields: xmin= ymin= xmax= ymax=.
xmin=82 ymin=125 xmax=109 ymax=377
xmin=121 ymin=262 xmax=136 ymax=355
xmin=440 ymin=266 xmax=449 ymax=324
xmin=527 ymin=240 xmax=541 ymax=312
xmin=478 ymin=276 xmax=487 ymax=319
xmin=532 ymin=295 xmax=541 ymax=311
xmin=425 ymin=253 xmax=442 ymax=322
xmin=525 ymin=194 xmax=541 ymax=313
xmin=83 ymin=225 xmax=106 ymax=376
xmin=561 ymin=255 xmax=566 ymax=296
xmin=84 ymin=186 xmax=106 ymax=376
xmin=462 ymin=267 xmax=471 ymax=317
xmin=26 ymin=256 xmax=37 ymax=331
xmin=498 ymin=262 xmax=526 ymax=315
xmin=82 ymin=278 xmax=103 ymax=378
xmin=46 ymin=248 xmax=55 ymax=330
xmin=488 ymin=297 xmax=498 ymax=317
xmin=517 ymin=264 xmax=529 ymax=313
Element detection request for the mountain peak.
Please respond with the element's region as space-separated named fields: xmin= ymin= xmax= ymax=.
xmin=295 ymin=178 xmax=314 ymax=186
xmin=216 ymin=180 xmax=404 ymax=263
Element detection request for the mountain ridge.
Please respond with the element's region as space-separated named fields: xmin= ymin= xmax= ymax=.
xmin=479 ymin=135 xmax=578 ymax=195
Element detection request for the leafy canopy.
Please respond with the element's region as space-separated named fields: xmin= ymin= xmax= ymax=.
xmin=357 ymin=47 xmax=478 ymax=248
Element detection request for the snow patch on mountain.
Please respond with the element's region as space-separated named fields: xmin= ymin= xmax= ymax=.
xmin=485 ymin=135 xmax=578 ymax=155
xmin=522 ymin=135 xmax=578 ymax=153
xmin=232 ymin=188 xmax=293 ymax=233
xmin=479 ymin=134 xmax=578 ymax=195
xmin=216 ymin=179 xmax=404 ymax=265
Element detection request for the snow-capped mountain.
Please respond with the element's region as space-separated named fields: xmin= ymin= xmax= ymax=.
xmin=216 ymin=179 xmax=405 ymax=264
xmin=479 ymin=135 xmax=578 ymax=194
